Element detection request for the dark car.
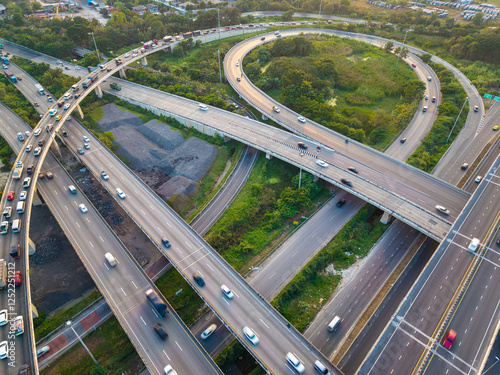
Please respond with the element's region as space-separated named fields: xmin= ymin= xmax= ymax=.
xmin=27 ymin=165 xmax=34 ymax=175
xmin=193 ymin=273 xmax=205 ymax=287
xmin=237 ymin=77 xmax=241 ymax=82
xmin=34 ymin=102 xmax=39 ymax=107
xmin=341 ymin=178 xmax=353 ymax=187
xmin=46 ymin=171 xmax=54 ymax=179
xmin=38 ymin=139 xmax=45 ymax=147
xmin=297 ymin=142 xmax=308 ymax=150
xmin=153 ymin=323 xmax=168 ymax=340
xmin=400 ymin=137 xmax=407 ymax=143
xmin=162 ymin=237 xmax=171 ymax=248
xmin=461 ymin=163 xmax=468 ymax=170
xmin=62 ymin=130 xmax=68 ymax=137
xmin=347 ymin=167 xmax=358 ymax=174
xmin=10 ymin=244 xmax=20 ymax=259
xmin=57 ymin=102 xmax=63 ymax=108
xmin=497 ymin=237 xmax=500 ymax=246
xmin=18 ymin=364 xmax=30 ymax=375
xmin=261 ymin=37 xmax=266 ymax=41
xmin=336 ymin=199 xmax=346 ymax=208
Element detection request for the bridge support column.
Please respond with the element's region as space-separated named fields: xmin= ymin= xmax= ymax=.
xmin=32 ymin=187 xmax=43 ymax=206
xmin=28 ymin=237 xmax=36 ymax=255
xmin=119 ymin=67 xmax=127 ymax=79
xmin=380 ymin=211 xmax=392 ymax=224
xmin=313 ymin=176 xmax=319 ymax=183
xmin=95 ymin=83 xmax=103 ymax=98
xmin=141 ymin=56 xmax=148 ymax=67
xmin=50 ymin=136 xmax=64 ymax=162
xmin=266 ymin=153 xmax=272 ymax=160
xmin=76 ymin=104 xmax=84 ymax=120
xmin=223 ymin=136 xmax=231 ymax=142
xmin=30 ymin=303 xmax=39 ymax=319
xmin=262 ymin=115 xmax=268 ymax=121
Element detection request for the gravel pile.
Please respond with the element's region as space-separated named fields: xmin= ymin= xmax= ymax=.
xmin=32 ymin=236 xmax=63 ymax=265
xmin=98 ymin=104 xmax=218 ymax=199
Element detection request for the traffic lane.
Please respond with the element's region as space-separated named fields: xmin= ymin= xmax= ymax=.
xmin=306 ymin=222 xmax=420 ymax=354
xmin=36 ymin=158 xmax=221 ymax=375
xmin=252 ymin=194 xmax=364 ymax=299
xmin=191 ymin=146 xmax=258 ymax=236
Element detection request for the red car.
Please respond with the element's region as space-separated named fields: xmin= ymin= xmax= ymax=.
xmin=443 ymin=329 xmax=456 ymax=349
xmin=14 ymin=271 xmax=22 ymax=286
xmin=6 ymin=191 xmax=14 ymax=201
xmin=411 ymin=63 xmax=416 ymax=68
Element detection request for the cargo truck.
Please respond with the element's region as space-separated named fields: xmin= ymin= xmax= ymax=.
xmin=82 ymin=81 xmax=88 ymax=89
xmin=110 ymin=82 xmax=121 ymax=90
xmin=4 ymin=72 xmax=17 ymax=83
xmin=35 ymin=84 xmax=45 ymax=95
xmin=1 ymin=57 xmax=9 ymax=65
xmin=145 ymin=289 xmax=168 ymax=317
xmin=13 ymin=161 xmax=23 ymax=180
xmin=14 ymin=316 xmax=24 ymax=335
xmin=0 ymin=260 xmax=6 ymax=289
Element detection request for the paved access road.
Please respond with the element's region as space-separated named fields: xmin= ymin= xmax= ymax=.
xmin=0 ymin=102 xmax=222 ymax=375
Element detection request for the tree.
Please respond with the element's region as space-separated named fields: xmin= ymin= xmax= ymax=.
xmin=282 ymin=10 xmax=294 ymax=21
xmin=472 ymin=12 xmax=483 ymax=26
xmin=384 ymin=41 xmax=394 ymax=53
xmin=421 ymin=53 xmax=432 ymax=64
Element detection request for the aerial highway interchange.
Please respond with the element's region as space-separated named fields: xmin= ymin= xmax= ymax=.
xmin=0 ymin=19 xmax=498 ymax=375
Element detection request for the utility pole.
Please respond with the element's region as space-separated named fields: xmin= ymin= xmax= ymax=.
xmin=89 ymin=32 xmax=101 ymax=61
xmin=395 ymin=30 xmax=408 ymax=67
xmin=319 ymin=0 xmax=323 ymax=16
xmin=67 ymin=321 xmax=99 ymax=366
xmin=218 ymin=8 xmax=221 ymax=40
xmin=298 ymin=153 xmax=304 ymax=188
xmin=217 ymin=50 xmax=222 ymax=89
xmin=447 ymin=97 xmax=468 ymax=143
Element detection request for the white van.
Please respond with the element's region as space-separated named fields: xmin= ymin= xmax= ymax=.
xmin=64 ymin=92 xmax=72 ymax=100
xmin=105 ymin=252 xmax=117 ymax=267
xmin=327 ymin=316 xmax=341 ymax=331
xmin=12 ymin=219 xmax=21 ymax=233
xmin=16 ymin=201 xmax=25 ymax=214
xmin=199 ymin=103 xmax=208 ymax=111
xmin=468 ymin=238 xmax=480 ymax=253
xmin=116 ymin=188 xmax=126 ymax=199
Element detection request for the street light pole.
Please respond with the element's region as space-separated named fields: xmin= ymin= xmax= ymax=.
xmin=66 ymin=321 xmax=99 ymax=366
xmin=218 ymin=8 xmax=221 ymax=40
xmin=319 ymin=0 xmax=323 ymax=16
xmin=395 ymin=30 xmax=408 ymax=67
xmin=89 ymin=32 xmax=101 ymax=62
xmin=446 ymin=97 xmax=468 ymax=143
xmin=298 ymin=152 xmax=304 ymax=188
xmin=483 ymin=356 xmax=500 ymax=374
xmin=217 ymin=49 xmax=222 ymax=89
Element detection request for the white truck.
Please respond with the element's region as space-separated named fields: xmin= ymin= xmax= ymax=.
xmin=35 ymin=84 xmax=45 ymax=95
xmin=0 ymin=260 xmax=6 ymax=289
xmin=13 ymin=161 xmax=23 ymax=180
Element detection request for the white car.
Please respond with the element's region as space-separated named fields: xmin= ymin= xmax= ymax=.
xmin=243 ymin=326 xmax=259 ymax=345
xmin=84 ymin=143 xmax=90 ymax=150
xmin=2 ymin=65 xmax=7 ymax=69
xmin=286 ymin=352 xmax=305 ymax=373
xmin=475 ymin=175 xmax=482 ymax=183
xmin=298 ymin=117 xmax=306 ymax=123
xmin=124 ymin=53 xmax=130 ymax=58
xmin=83 ymin=136 xmax=90 ymax=143
xmin=435 ymin=205 xmax=450 ymax=215
xmin=236 ymin=62 xmax=239 ymax=67
xmin=221 ymin=284 xmax=233 ymax=299
xmin=25 ymin=145 xmax=32 ymax=153
xmin=201 ymin=324 xmax=217 ymax=340
xmin=79 ymin=204 xmax=88 ymax=213
xmin=0 ymin=310 xmax=7 ymax=326
xmin=63 ymin=104 xmax=70 ymax=110
xmin=75 ymin=66 xmax=81 ymax=70
xmin=34 ymin=128 xmax=42 ymax=137
xmin=36 ymin=345 xmax=50 ymax=357
xmin=19 ymin=191 xmax=27 ymax=201
xmin=316 ymin=160 xmax=328 ymax=168
xmin=101 ymin=171 xmax=109 ymax=181
xmin=116 ymin=188 xmax=126 ymax=199
xmin=56 ymin=60 xmax=62 ymax=64
xmin=0 ymin=341 xmax=7 ymax=359
xmin=163 ymin=365 xmax=178 ymax=375
xmin=24 ymin=131 xmax=30 ymax=137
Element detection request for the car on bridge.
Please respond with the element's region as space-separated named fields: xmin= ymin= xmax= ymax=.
xmin=298 ymin=117 xmax=306 ymax=123
xmin=6 ymin=191 xmax=14 ymax=200
xmin=243 ymin=326 xmax=259 ymax=345
xmin=443 ymin=329 xmax=456 ymax=349
xmin=286 ymin=352 xmax=305 ymax=374
xmin=272 ymin=106 xmax=280 ymax=113
xmin=163 ymin=365 xmax=178 ymax=375
xmin=316 ymin=160 xmax=328 ymax=168
xmin=201 ymin=324 xmax=217 ymax=340
xmin=341 ymin=178 xmax=353 ymax=187
xmin=435 ymin=205 xmax=450 ymax=215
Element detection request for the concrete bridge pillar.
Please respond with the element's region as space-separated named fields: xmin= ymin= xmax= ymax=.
xmin=141 ymin=56 xmax=148 ymax=66
xmin=262 ymin=115 xmax=268 ymax=121
xmin=32 ymin=187 xmax=43 ymax=206
xmin=50 ymin=136 xmax=64 ymax=162
xmin=266 ymin=153 xmax=272 ymax=160
xmin=380 ymin=211 xmax=392 ymax=224
xmin=28 ymin=237 xmax=36 ymax=255
xmin=76 ymin=104 xmax=84 ymax=120
xmin=313 ymin=176 xmax=319 ymax=183
xmin=95 ymin=83 xmax=103 ymax=98
xmin=119 ymin=67 xmax=127 ymax=79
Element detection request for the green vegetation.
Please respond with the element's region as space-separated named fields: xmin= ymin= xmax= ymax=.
xmin=34 ymin=290 xmax=102 ymax=341
xmin=155 ymin=267 xmax=206 ymax=326
xmin=206 ymin=154 xmax=331 ymax=273
xmin=272 ymin=205 xmax=388 ymax=332
xmin=246 ymin=34 xmax=423 ymax=148
xmin=407 ymin=62 xmax=468 ymax=172
xmin=0 ymin=73 xmax=39 ymax=128
xmin=215 ymin=339 xmax=266 ymax=374
xmin=41 ymin=316 xmax=142 ymax=375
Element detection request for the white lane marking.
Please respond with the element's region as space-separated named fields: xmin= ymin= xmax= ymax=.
xmin=76 ymin=222 xmax=80 ymax=228
xmin=131 ymin=281 xmax=138 ymax=289
xmin=185 ymin=241 xmax=192 ymax=248
xmin=140 ymin=316 xmax=147 ymax=325
xmin=65 ymin=205 xmax=68 ymax=210
xmin=99 ymin=236 xmax=104 ymax=242
xmin=89 ymin=241 xmax=94 ymax=248
xmin=86 ymin=217 xmax=90 ymax=223
xmin=207 ymin=264 xmax=214 ymax=272
xmin=175 ymin=341 xmax=183 ymax=351
xmin=163 ymin=350 xmax=170 ymax=360
xmin=121 ymin=288 xmax=126 ymax=296
xmin=259 ymin=319 xmax=269 ymax=329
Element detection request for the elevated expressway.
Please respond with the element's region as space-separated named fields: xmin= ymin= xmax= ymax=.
xmin=3 ymin=30 xmax=343 ymax=375
xmin=0 ymin=25 xmax=483 ymax=373
xmin=0 ymin=105 xmax=222 ymax=374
